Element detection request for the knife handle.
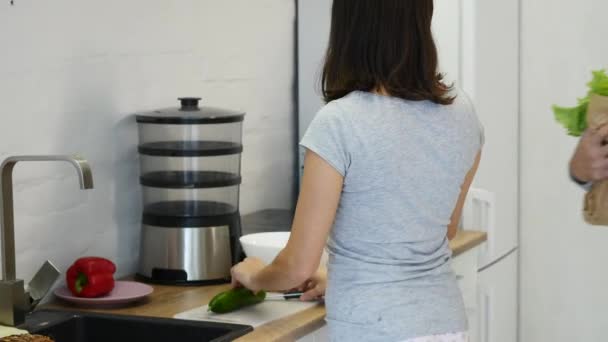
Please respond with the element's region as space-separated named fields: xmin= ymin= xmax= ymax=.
xmin=282 ymin=292 xmax=303 ymax=300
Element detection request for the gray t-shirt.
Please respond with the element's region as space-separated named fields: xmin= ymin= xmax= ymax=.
xmin=300 ymin=90 xmax=483 ymax=341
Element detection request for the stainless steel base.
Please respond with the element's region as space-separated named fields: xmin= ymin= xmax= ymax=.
xmin=138 ymin=225 xmax=232 ymax=283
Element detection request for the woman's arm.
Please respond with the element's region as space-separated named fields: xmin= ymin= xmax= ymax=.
xmin=447 ymin=150 xmax=482 ymax=240
xmin=231 ymin=150 xmax=343 ymax=292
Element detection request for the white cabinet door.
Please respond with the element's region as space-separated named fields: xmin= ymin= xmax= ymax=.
xmin=451 ymin=245 xmax=481 ymax=342
xmin=297 ymin=0 xmax=332 ymax=180
xmin=477 ymin=250 xmax=518 ymax=342
xmin=296 ymin=324 xmax=329 ymax=342
xmin=297 ymin=0 xmax=332 ymax=142
xmin=461 ymin=0 xmax=520 ymax=268
xmin=315 ymin=325 xmax=329 ymax=342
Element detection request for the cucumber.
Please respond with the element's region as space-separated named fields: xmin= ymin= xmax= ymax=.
xmin=208 ymin=288 xmax=267 ymax=314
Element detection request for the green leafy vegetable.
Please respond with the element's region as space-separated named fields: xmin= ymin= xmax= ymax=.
xmin=589 ymin=70 xmax=608 ymax=95
xmin=553 ymin=69 xmax=608 ymax=136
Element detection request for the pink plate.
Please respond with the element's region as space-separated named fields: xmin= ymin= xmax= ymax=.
xmin=54 ymin=281 xmax=154 ymax=307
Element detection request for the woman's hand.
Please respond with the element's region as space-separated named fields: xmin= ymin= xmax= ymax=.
xmin=231 ymin=257 xmax=266 ymax=292
xmin=230 ymin=151 xmax=341 ymax=293
xmin=293 ymin=267 xmax=327 ymax=302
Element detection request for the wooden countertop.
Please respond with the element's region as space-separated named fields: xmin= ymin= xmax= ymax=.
xmin=450 ymin=230 xmax=487 ymax=257
xmin=44 ymin=230 xmax=486 ymax=342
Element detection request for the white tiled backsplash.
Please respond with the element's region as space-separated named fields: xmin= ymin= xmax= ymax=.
xmin=0 ymin=0 xmax=296 ymax=283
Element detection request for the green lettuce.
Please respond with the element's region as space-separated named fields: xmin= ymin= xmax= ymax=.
xmin=553 ymin=69 xmax=608 ymax=137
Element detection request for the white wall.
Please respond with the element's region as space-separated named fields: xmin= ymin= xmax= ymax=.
xmin=520 ymin=0 xmax=608 ymax=341
xmin=433 ymin=0 xmax=461 ymax=84
xmin=0 ymin=0 xmax=295 ymax=282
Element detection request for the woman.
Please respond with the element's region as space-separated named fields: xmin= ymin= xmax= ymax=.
xmin=231 ymin=1 xmax=483 ymax=341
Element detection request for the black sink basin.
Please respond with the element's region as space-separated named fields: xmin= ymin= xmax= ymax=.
xmin=20 ymin=310 xmax=252 ymax=342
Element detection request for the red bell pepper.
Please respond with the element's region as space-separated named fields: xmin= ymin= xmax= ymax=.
xmin=66 ymin=257 xmax=116 ymax=298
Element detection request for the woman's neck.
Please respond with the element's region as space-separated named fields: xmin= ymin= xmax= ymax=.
xmin=372 ymin=85 xmax=390 ymax=96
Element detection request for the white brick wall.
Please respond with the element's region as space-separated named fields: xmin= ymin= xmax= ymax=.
xmin=0 ymin=0 xmax=295 ymax=282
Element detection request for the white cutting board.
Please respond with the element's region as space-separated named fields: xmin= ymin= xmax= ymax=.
xmin=174 ymin=294 xmax=319 ymax=327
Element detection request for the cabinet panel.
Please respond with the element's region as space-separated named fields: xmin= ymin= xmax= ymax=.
xmin=452 ymin=245 xmax=481 ymax=342
xmin=296 ymin=324 xmax=329 ymax=342
xmin=477 ymin=250 xmax=518 ymax=342
xmin=452 ymin=246 xmax=479 ymax=312
xmin=296 ymin=334 xmax=315 ymax=342
xmin=461 ymin=0 xmax=520 ymax=267
xmin=315 ymin=325 xmax=329 ymax=342
xmin=297 ymin=0 xmax=332 ymax=143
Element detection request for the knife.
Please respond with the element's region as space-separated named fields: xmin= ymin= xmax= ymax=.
xmin=265 ymin=292 xmax=303 ymax=301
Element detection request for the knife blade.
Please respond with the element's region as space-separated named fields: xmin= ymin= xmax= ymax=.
xmin=265 ymin=292 xmax=303 ymax=301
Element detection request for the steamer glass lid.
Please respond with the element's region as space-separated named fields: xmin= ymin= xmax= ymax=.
xmin=136 ymin=98 xmax=245 ymax=125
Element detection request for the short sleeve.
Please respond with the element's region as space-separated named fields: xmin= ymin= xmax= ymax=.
xmin=299 ymin=103 xmax=351 ymax=176
xmin=460 ymin=89 xmax=485 ymax=147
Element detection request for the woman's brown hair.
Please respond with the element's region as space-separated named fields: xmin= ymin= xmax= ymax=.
xmin=321 ymin=0 xmax=454 ymax=105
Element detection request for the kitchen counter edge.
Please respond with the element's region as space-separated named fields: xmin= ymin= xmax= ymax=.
xmin=43 ymin=230 xmax=487 ymax=342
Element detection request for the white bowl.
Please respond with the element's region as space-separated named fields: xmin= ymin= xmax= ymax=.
xmin=240 ymin=232 xmax=328 ymax=266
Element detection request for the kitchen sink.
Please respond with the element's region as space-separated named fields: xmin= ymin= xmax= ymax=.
xmin=20 ymin=310 xmax=253 ymax=342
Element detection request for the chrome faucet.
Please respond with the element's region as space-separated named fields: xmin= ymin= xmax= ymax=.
xmin=0 ymin=155 xmax=94 ymax=326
